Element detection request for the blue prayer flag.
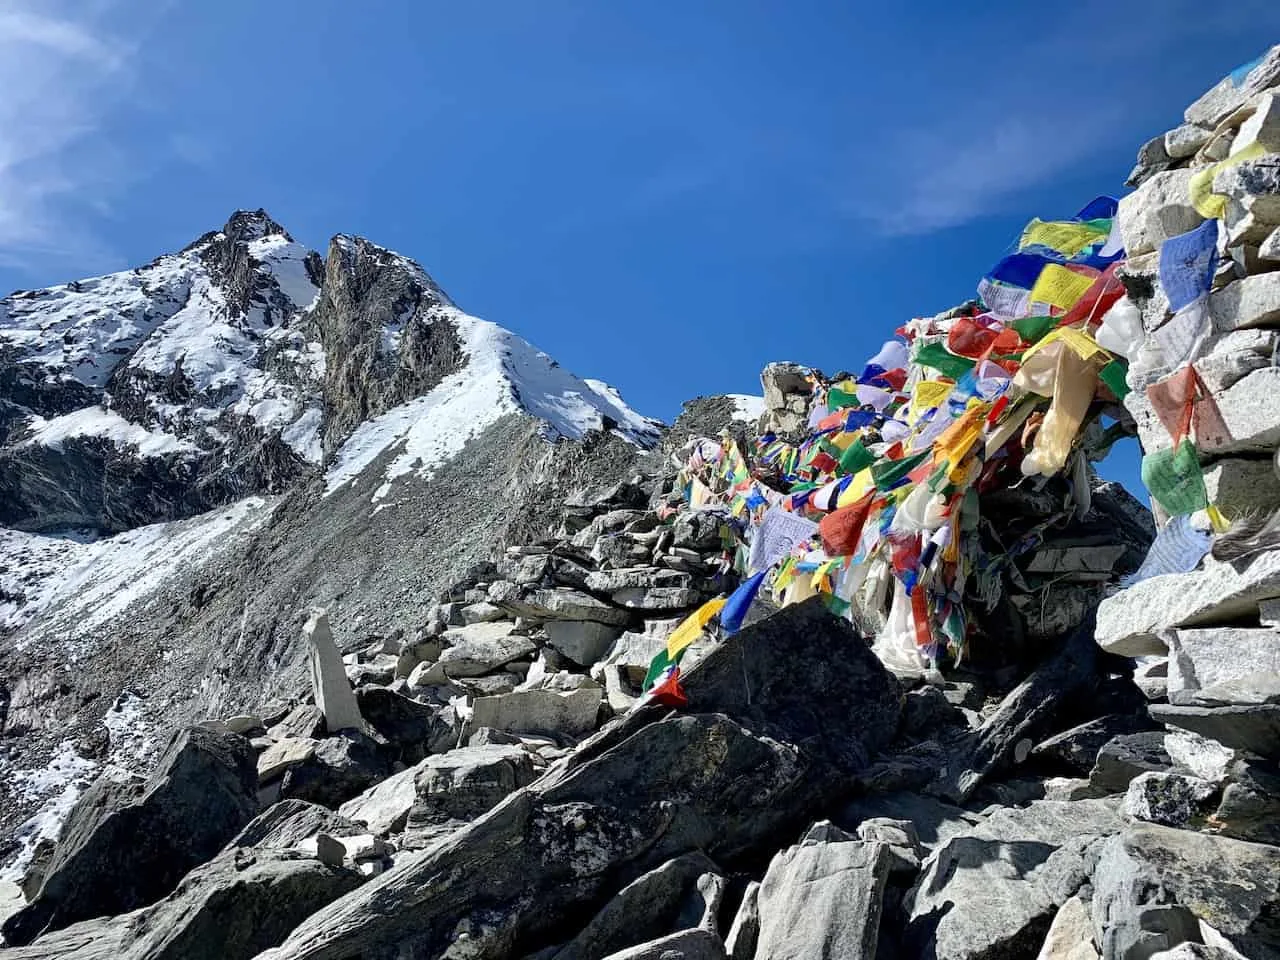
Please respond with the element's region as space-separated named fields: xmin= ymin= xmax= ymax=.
xmin=720 ymin=571 xmax=767 ymax=635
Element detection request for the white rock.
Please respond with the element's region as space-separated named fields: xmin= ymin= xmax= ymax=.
xmin=1210 ymin=272 xmax=1280 ymax=332
xmin=1202 ymin=459 xmax=1280 ymax=517
xmin=0 ymin=880 xmax=24 ymax=930
xmin=224 ymin=714 xmax=264 ymax=735
xmin=1036 ymin=894 xmax=1099 ymax=960
xmin=257 ymin=737 xmax=318 ymax=782
xmin=1096 ymin=551 xmax=1280 ymax=656
xmin=338 ymin=762 xmax=423 ymax=835
xmin=1233 ymin=93 xmax=1280 ymax=154
xmin=1127 ymin=366 xmax=1280 ymax=459
xmin=1164 ymin=730 xmax=1239 ymax=783
xmin=470 ymin=686 xmax=602 ymax=736
xmin=1117 ymin=169 xmax=1202 ymax=257
xmin=543 ymin=619 xmax=623 ymax=666
xmin=1262 ymin=227 xmax=1280 ymax=262
xmin=460 ymin=602 xmax=506 ymax=625
xmin=1185 ymin=45 xmax=1280 ymax=128
xmin=304 ymin=609 xmax=364 ymax=734
xmin=1167 ymin=626 xmax=1280 ymax=706
xmin=1164 ymin=123 xmax=1213 ymax=160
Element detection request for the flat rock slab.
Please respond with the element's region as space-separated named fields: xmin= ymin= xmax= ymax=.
xmin=1166 ymin=626 xmax=1280 ymax=705
xmin=1096 ymin=551 xmax=1280 ymax=656
xmin=754 ymin=838 xmax=889 ymax=960
xmin=1150 ymin=703 xmax=1280 ymax=760
xmin=471 ymin=686 xmax=603 ymax=737
xmin=338 ymin=762 xmax=424 ymax=835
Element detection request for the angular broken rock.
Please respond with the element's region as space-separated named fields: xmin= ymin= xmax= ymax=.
xmin=337 ymin=762 xmax=423 ymax=835
xmin=471 ymin=684 xmax=603 ymax=737
xmin=408 ymin=744 xmax=537 ymax=828
xmin=355 ymin=686 xmax=459 ymax=760
xmin=903 ymin=800 xmax=1123 ymax=960
xmin=2 ymin=726 xmax=259 ymax=947
xmin=427 ymin=622 xmax=537 ymax=679
xmin=754 ymin=836 xmax=889 ymax=960
xmin=551 ymin=852 xmax=721 ymax=960
xmin=1092 ymin=825 xmax=1280 ymax=959
xmin=1150 ymin=703 xmax=1280 ymax=759
xmin=599 ymin=928 xmax=724 ymax=960
xmin=1096 ymin=551 xmax=1280 ymax=657
xmin=304 ymin=608 xmax=365 ymax=734
xmin=1166 ymin=626 xmax=1280 ymax=706
xmin=257 ymin=598 xmax=900 ymax=960
xmin=2 ymin=801 xmax=365 ymax=960
xmin=1123 ymin=771 xmax=1219 ymax=828
xmin=277 ymin=732 xmax=391 ymax=808
xmin=544 ymin=619 xmax=623 ymax=667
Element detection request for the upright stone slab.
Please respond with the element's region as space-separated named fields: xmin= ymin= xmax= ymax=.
xmin=304 ymin=608 xmax=364 ymax=734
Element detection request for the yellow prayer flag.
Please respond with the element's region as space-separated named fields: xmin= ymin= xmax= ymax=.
xmin=1029 ymin=264 xmax=1095 ymax=311
xmin=665 ymin=597 xmax=728 ymax=661
xmin=1022 ymin=327 xmax=1108 ymax=364
xmin=932 ymin=402 xmax=990 ymax=469
xmin=1020 ymin=219 xmax=1107 ymax=257
xmin=836 ymin=467 xmax=874 ymax=508
xmin=1189 ymin=141 xmax=1266 ymax=219
xmin=908 ymin=380 xmax=953 ymax=424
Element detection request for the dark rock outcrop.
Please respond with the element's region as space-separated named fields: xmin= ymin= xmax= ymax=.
xmin=3 ymin=726 xmax=258 ymax=946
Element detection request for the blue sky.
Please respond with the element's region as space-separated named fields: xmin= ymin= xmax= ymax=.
xmin=2 ymin=2 xmax=1279 ymax=496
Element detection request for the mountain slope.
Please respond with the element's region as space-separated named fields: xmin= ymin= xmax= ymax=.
xmin=0 ymin=212 xmax=665 ymax=854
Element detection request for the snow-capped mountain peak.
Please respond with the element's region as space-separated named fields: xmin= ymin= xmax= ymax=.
xmin=0 ymin=213 xmax=662 ymax=533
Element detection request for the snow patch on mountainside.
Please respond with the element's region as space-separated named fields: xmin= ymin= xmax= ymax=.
xmin=325 ymin=309 xmax=661 ymax=498
xmin=249 ymin=234 xmax=320 ymax=311
xmin=728 ymin=394 xmax=765 ymax=422
xmin=3 ymin=497 xmax=278 ymax=650
xmin=0 ymin=257 xmax=194 ymax=388
xmin=23 ymin=407 xmax=199 ymax=457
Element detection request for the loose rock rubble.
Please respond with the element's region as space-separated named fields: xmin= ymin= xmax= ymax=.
xmin=3 ymin=46 xmax=1280 ymax=960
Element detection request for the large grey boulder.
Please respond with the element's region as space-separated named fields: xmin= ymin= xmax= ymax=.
xmin=1184 ymin=45 xmax=1280 ymax=128
xmin=902 ymin=800 xmax=1124 ymax=960
xmin=1036 ymin=895 xmax=1100 ymax=960
xmin=1165 ymin=627 xmax=1280 ymax=705
xmin=543 ymin=619 xmax=623 ymax=667
xmin=337 ymin=763 xmax=423 ymax=835
xmin=407 ymin=744 xmax=537 ymax=829
xmin=277 ymin=732 xmax=390 ymax=808
xmin=1089 ymin=732 xmax=1173 ymax=794
xmin=1123 ymin=771 xmax=1218 ymax=828
xmin=471 ymin=684 xmax=604 ymax=737
xmin=754 ymin=836 xmax=889 ymax=960
xmin=599 ymin=929 xmax=725 ymax=960
xmin=355 ymin=686 xmax=459 ymax=760
xmin=1150 ymin=703 xmax=1280 ymax=759
xmin=1117 ymin=169 xmax=1202 ymax=257
xmin=425 ymin=622 xmax=537 ymax=679
xmin=258 ymin=599 xmax=900 ymax=960
xmin=1092 ymin=825 xmax=1280 ymax=959
xmin=2 ymin=726 xmax=258 ymax=947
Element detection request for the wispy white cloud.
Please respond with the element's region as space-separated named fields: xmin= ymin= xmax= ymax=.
xmin=843 ymin=0 xmax=1280 ymax=237
xmin=0 ymin=1 xmax=137 ymax=275
xmin=854 ymin=104 xmax=1130 ymax=237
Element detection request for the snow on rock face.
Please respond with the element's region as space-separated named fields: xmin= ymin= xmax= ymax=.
xmin=728 ymin=394 xmax=765 ymax=422
xmin=325 ymin=307 xmax=662 ymax=498
xmin=1 ymin=496 xmax=276 ymax=649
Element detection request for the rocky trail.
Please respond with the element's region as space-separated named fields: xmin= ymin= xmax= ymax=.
xmin=3 ymin=46 xmax=1280 ymax=960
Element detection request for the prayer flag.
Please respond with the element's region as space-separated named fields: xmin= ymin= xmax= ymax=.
xmin=1159 ymin=220 xmax=1218 ymax=313
xmin=720 ymin=572 xmax=767 ymax=635
xmin=1029 ymin=264 xmax=1096 ymax=311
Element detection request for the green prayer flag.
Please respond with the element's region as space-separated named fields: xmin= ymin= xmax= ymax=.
xmin=1099 ymin=359 xmax=1130 ymax=399
xmin=827 ymin=387 xmax=860 ymax=410
xmin=1142 ymin=439 xmax=1208 ymax=516
xmin=914 ymin=341 xmax=975 ymax=379
xmin=839 ymin=438 xmax=875 ymax=475
xmin=871 ymin=450 xmax=931 ymax=491
xmin=1010 ymin=315 xmax=1057 ymax=345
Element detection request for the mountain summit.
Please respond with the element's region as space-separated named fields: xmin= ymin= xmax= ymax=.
xmin=0 ymin=210 xmax=660 ymax=534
